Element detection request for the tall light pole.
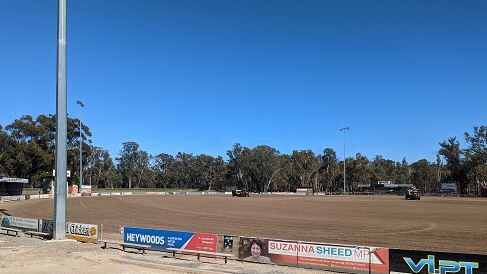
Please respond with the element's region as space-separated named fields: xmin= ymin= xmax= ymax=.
xmin=339 ymin=127 xmax=350 ymax=193
xmin=54 ymin=0 xmax=67 ymax=241
xmin=77 ymin=100 xmax=84 ymax=193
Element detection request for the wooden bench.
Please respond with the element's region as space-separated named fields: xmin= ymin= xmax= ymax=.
xmin=0 ymin=226 xmax=21 ymax=237
xmin=24 ymin=231 xmax=52 ymax=239
xmin=166 ymin=248 xmax=233 ymax=264
xmin=100 ymin=240 xmax=151 ymax=254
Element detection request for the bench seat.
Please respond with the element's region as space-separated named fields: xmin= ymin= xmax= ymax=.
xmin=24 ymin=231 xmax=52 ymax=239
xmin=0 ymin=226 xmax=21 ymax=237
xmin=100 ymin=240 xmax=151 ymax=254
xmin=166 ymin=247 xmax=233 ymax=264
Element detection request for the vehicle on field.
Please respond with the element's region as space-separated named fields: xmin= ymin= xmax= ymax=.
xmin=481 ymin=184 xmax=487 ymax=197
xmin=232 ymin=189 xmax=249 ymax=197
xmin=405 ymin=188 xmax=420 ymax=200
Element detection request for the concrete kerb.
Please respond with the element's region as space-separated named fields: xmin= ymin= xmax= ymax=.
xmin=112 ymin=256 xmax=228 ymax=274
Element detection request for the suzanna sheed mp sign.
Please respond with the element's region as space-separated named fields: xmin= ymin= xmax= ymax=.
xmin=268 ymin=240 xmax=389 ymax=274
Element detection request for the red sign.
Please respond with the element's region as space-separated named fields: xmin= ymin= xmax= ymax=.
xmin=184 ymin=233 xmax=218 ymax=252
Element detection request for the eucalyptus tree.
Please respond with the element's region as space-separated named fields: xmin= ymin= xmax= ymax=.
xmin=320 ymin=148 xmax=340 ymax=192
xmin=116 ymin=141 xmax=141 ymax=189
xmin=226 ymin=143 xmax=247 ymax=190
xmin=0 ymin=125 xmax=17 ymax=176
xmin=226 ymin=143 xmax=257 ymax=191
xmin=3 ymin=114 xmax=92 ymax=187
xmin=290 ymin=150 xmax=322 ymax=191
xmin=193 ymin=154 xmax=226 ymax=191
xmin=266 ymin=154 xmax=291 ymax=192
xmin=174 ymin=152 xmax=197 ymax=189
xmin=464 ymin=126 xmax=487 ymax=194
xmin=439 ymin=137 xmax=468 ymax=194
xmin=152 ymin=153 xmax=176 ymax=188
xmin=347 ymin=153 xmax=371 ymax=192
xmin=370 ymin=155 xmax=397 ymax=184
xmin=86 ymin=146 xmax=116 ymax=188
xmin=247 ymin=145 xmax=281 ymax=193
xmin=135 ymin=150 xmax=150 ymax=188
xmin=395 ymin=158 xmax=410 ymax=184
xmin=410 ymin=159 xmax=436 ymax=193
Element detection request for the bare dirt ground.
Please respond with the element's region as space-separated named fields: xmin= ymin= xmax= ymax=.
xmin=1 ymin=194 xmax=486 ymax=254
xmin=0 ymin=233 xmax=327 ymax=274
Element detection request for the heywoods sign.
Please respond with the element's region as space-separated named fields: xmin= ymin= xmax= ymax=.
xmin=123 ymin=226 xmax=217 ymax=252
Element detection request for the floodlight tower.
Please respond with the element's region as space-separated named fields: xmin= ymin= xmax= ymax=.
xmin=338 ymin=127 xmax=350 ymax=193
xmin=77 ymin=100 xmax=84 ymax=193
xmin=54 ymin=0 xmax=67 ymax=240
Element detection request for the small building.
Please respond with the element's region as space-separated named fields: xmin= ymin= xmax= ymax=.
xmin=0 ymin=176 xmax=29 ymax=196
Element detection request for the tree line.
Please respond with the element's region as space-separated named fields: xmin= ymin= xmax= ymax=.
xmin=1 ymin=114 xmax=486 ymax=194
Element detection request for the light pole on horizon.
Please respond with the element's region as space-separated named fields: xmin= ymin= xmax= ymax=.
xmin=339 ymin=127 xmax=350 ymax=193
xmin=77 ymin=100 xmax=84 ymax=193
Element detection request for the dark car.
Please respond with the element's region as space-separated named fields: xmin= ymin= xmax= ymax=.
xmin=232 ymin=189 xmax=249 ymax=197
xmin=405 ymin=188 xmax=420 ymax=200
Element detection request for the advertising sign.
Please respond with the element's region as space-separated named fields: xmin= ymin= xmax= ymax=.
xmin=0 ymin=215 xmax=38 ymax=231
xmin=293 ymin=242 xmax=389 ymax=274
xmin=223 ymin=235 xmax=234 ymax=250
xmin=238 ymin=237 xmax=389 ymax=273
xmin=390 ymin=249 xmax=487 ymax=274
xmin=41 ymin=220 xmax=99 ymax=243
xmin=273 ymin=240 xmax=388 ymax=273
xmin=440 ymin=182 xmax=457 ymax=193
xmin=8 ymin=195 xmax=25 ymax=201
xmin=239 ymin=237 xmax=282 ymax=264
xmin=123 ymin=227 xmax=217 ymax=252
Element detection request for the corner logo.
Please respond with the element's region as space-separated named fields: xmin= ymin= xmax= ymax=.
xmin=1 ymin=217 xmax=9 ymax=227
xmin=90 ymin=227 xmax=97 ymax=236
xmin=404 ymin=255 xmax=479 ymax=274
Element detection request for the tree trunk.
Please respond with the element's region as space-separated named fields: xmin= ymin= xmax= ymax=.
xmin=128 ymin=176 xmax=132 ymax=189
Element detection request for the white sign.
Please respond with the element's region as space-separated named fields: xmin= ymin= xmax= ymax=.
xmin=1 ymin=216 xmax=38 ymax=231
xmin=0 ymin=177 xmax=29 ymax=183
xmin=440 ymin=182 xmax=457 ymax=193
xmin=41 ymin=220 xmax=99 ymax=243
xmin=52 ymin=169 xmax=71 ymax=177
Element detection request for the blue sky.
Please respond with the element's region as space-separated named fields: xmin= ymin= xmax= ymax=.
xmin=1 ymin=0 xmax=486 ymax=162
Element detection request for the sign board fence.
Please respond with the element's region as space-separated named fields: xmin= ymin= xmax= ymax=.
xmin=41 ymin=220 xmax=99 ymax=243
xmin=123 ymin=226 xmax=217 ymax=252
xmin=390 ymin=249 xmax=487 ymax=274
xmin=238 ymin=237 xmax=389 ymax=274
xmin=0 ymin=215 xmax=39 ymax=231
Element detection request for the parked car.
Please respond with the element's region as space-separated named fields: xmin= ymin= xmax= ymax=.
xmin=405 ymin=188 xmax=420 ymax=200
xmin=232 ymin=189 xmax=249 ymax=197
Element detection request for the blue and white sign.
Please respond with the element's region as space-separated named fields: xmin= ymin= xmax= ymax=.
xmin=123 ymin=227 xmax=193 ymax=250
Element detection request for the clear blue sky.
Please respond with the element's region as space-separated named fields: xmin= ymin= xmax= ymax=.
xmin=1 ymin=0 xmax=486 ymax=163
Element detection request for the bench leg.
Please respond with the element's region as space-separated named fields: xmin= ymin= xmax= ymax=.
xmin=122 ymin=246 xmax=125 ymax=252
xmin=197 ymin=253 xmax=200 ymax=261
xmin=225 ymin=257 xmax=227 ymax=264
